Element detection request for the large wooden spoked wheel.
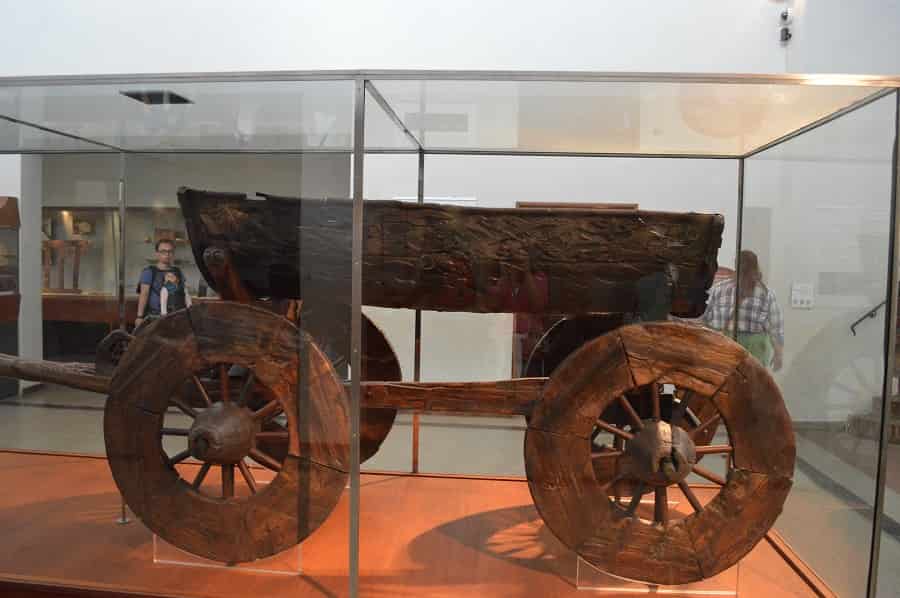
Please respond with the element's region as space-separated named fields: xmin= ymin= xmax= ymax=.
xmin=525 ymin=322 xmax=795 ymax=585
xmin=524 ymin=315 xmax=721 ymax=496
xmin=105 ymin=302 xmax=349 ymax=563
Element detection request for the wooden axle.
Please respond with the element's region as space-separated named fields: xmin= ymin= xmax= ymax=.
xmin=0 ymin=353 xmax=110 ymax=394
xmin=358 ymin=378 xmax=544 ymax=417
xmin=0 ymin=352 xmax=543 ymax=417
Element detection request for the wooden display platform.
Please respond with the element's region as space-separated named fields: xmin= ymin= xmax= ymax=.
xmin=0 ymin=451 xmax=827 ymax=598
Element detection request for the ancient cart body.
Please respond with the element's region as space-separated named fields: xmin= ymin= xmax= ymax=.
xmin=0 ymin=188 xmax=794 ymax=586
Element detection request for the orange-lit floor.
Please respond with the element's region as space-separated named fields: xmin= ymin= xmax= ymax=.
xmin=0 ymin=451 xmax=823 ymax=597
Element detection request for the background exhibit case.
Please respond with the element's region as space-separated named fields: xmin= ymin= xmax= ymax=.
xmin=0 ymin=71 xmax=897 ymax=598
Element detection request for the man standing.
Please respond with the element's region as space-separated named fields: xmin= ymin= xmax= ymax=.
xmin=135 ymin=239 xmax=191 ymax=328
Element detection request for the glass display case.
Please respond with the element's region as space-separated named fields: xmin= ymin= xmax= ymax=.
xmin=0 ymin=71 xmax=897 ymax=598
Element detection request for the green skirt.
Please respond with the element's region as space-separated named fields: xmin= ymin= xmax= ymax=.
xmin=736 ymin=332 xmax=774 ymax=368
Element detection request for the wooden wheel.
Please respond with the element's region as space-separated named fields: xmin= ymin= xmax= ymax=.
xmin=524 ymin=315 xmax=720 ymax=496
xmin=525 ymin=322 xmax=794 ymax=585
xmin=359 ymin=315 xmax=402 ymax=462
xmin=105 ymin=302 xmax=349 ymax=563
xmin=182 ymin=314 xmax=400 ymax=466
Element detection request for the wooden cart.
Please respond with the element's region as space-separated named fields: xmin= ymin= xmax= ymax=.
xmin=0 ymin=188 xmax=794 ymax=586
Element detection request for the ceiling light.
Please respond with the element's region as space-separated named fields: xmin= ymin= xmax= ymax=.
xmin=120 ymin=90 xmax=192 ymax=105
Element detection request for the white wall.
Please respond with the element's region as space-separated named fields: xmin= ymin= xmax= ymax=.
xmin=0 ymin=1 xmax=897 ymax=77
xmin=788 ymin=0 xmax=900 ymax=75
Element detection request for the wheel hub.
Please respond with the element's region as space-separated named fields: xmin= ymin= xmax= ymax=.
xmin=188 ymin=402 xmax=258 ymax=464
xmin=624 ymin=420 xmax=696 ymax=486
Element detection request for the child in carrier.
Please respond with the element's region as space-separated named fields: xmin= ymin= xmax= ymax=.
xmin=134 ymin=239 xmax=192 ymax=330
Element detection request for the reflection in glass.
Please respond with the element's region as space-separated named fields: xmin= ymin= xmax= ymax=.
xmin=703 ymin=249 xmax=785 ymax=371
xmin=744 ymin=93 xmax=896 ymax=597
xmin=40 ymin=207 xmax=120 ymax=362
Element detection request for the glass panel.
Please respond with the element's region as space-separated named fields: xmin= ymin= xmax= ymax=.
xmin=743 ymin=93 xmax=897 ymax=597
xmin=877 ymin=95 xmax=900 ymax=597
xmin=0 ymin=154 xmax=124 ymax=455
xmin=365 ymin=85 xmax=418 ymax=150
xmin=361 ymin=151 xmax=739 ymax=595
xmin=118 ymin=151 xmax=352 ymax=595
xmin=412 ymin=154 xmax=737 ymax=477
xmin=0 ymin=80 xmax=354 ymax=151
xmin=0 ymin=117 xmax=113 ymax=152
xmin=372 ymin=79 xmax=885 ymax=155
xmin=361 ymin=153 xmax=418 ymax=473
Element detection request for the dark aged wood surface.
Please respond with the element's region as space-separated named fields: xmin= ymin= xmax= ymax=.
xmin=361 ymin=378 xmax=544 ymax=416
xmin=199 ymin=244 xmax=402 ymax=464
xmin=104 ymin=302 xmax=350 ymax=563
xmin=0 ymin=353 xmax=109 ymax=393
xmin=179 ymin=187 xmax=724 ymax=318
xmin=525 ymin=322 xmax=795 ymax=585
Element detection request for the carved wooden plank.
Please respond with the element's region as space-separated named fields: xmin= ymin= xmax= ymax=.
xmin=360 ymin=378 xmax=544 ymax=416
xmin=0 ymin=353 xmax=110 ymax=394
xmin=619 ymin=322 xmax=747 ymax=397
xmin=179 ymin=188 xmax=723 ymax=317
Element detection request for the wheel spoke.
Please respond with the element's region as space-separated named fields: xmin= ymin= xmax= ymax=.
xmin=168 ymin=449 xmax=191 ymax=467
xmin=678 ymin=479 xmax=704 ymax=513
xmin=256 ymin=430 xmax=290 ymax=441
xmin=651 ymin=383 xmax=661 ymax=421
xmin=595 ymin=419 xmax=634 ymax=442
xmin=618 ymin=395 xmax=644 ymax=431
xmin=192 ymin=462 xmax=212 ymax=489
xmin=654 ymin=486 xmax=668 ymax=525
xmin=693 ymin=464 xmax=726 ymax=486
xmin=249 ymin=447 xmax=282 ymax=471
xmin=238 ymin=460 xmax=258 ymax=494
xmin=694 ymin=444 xmax=733 ymax=455
xmin=237 ymin=371 xmax=256 ymax=407
xmin=161 ymin=427 xmax=190 ymax=437
xmin=191 ymin=375 xmax=212 ymax=406
xmin=253 ymin=399 xmax=283 ymax=422
xmin=220 ymin=365 xmax=230 ymax=403
xmin=600 ymin=474 xmax=622 ymax=493
xmin=690 ymin=413 xmax=721 ymax=440
xmin=222 ymin=464 xmax=235 ymax=498
xmin=625 ymin=482 xmax=645 ymax=517
xmin=612 ymin=435 xmax=624 ymax=504
xmin=591 ymin=450 xmax=624 ymax=459
xmin=169 ymin=396 xmax=197 ymax=419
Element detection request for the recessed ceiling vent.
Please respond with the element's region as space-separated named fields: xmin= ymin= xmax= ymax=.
xmin=120 ymin=90 xmax=192 ymax=105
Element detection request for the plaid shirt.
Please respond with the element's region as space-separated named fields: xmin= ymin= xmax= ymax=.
xmin=702 ymin=279 xmax=784 ymax=346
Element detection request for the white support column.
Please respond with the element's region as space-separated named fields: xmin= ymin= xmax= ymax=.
xmin=19 ymin=156 xmax=43 ymax=382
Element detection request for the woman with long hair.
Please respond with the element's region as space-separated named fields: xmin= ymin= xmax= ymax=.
xmin=702 ymin=250 xmax=784 ymax=371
